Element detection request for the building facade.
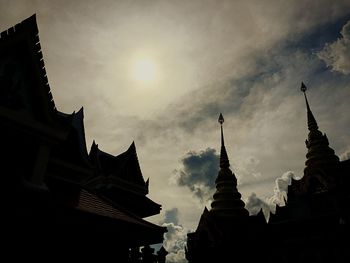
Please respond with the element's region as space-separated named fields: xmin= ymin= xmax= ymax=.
xmin=1 ymin=15 xmax=167 ymax=261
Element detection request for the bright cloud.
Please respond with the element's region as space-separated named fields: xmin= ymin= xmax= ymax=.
xmin=318 ymin=20 xmax=350 ymax=74
xmin=160 ymin=208 xmax=188 ymax=263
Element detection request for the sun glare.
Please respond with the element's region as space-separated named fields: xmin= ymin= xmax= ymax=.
xmin=132 ymin=58 xmax=157 ymax=83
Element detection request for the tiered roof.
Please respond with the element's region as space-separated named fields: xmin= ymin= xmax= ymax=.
xmin=1 ymin=14 xmax=165 ymax=245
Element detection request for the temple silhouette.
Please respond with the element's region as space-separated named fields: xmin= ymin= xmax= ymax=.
xmin=186 ymin=84 xmax=350 ymax=262
xmin=1 ymin=15 xmax=167 ymax=261
xmin=2 ymin=14 xmax=350 ymax=263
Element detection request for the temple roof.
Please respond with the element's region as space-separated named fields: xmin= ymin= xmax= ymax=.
xmin=75 ymin=189 xmax=166 ymax=245
xmin=76 ymin=189 xmax=163 ymax=230
xmin=0 ymin=14 xmax=57 ymax=123
xmin=2 ymin=15 xmax=166 ymax=248
xmin=70 ymin=107 xmax=90 ymax=165
xmin=195 ymin=207 xmax=223 ymax=239
xmin=88 ymin=141 xmax=149 ymax=194
xmin=84 ymin=141 xmax=161 ymax=217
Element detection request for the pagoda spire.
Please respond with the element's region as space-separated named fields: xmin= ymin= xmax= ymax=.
xmin=218 ymin=113 xmax=230 ymax=168
xmin=300 ymin=83 xmax=339 ymax=174
xmin=210 ymin=113 xmax=248 ymax=218
xmin=301 ymin=82 xmax=318 ymax=131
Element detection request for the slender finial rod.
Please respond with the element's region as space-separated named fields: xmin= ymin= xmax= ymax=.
xmin=300 ymin=82 xmax=307 ymax=92
xmin=301 ymin=82 xmax=311 ymax=112
xmin=218 ymin=113 xmax=225 ymax=147
xmin=218 ymin=113 xmax=230 ymax=168
xmin=301 ymin=82 xmax=318 ymax=131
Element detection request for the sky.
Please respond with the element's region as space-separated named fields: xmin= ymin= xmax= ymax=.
xmin=1 ymin=1 xmax=350 ymax=262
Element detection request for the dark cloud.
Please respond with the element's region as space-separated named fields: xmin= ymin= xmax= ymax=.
xmin=318 ymin=20 xmax=350 ymax=74
xmin=170 ymin=77 xmax=254 ymax=133
xmin=173 ymin=148 xmax=219 ymax=203
xmin=284 ymin=14 xmax=350 ymax=52
xmin=163 ymin=207 xmax=179 ymax=225
xmin=156 ymin=16 xmax=350 ymax=145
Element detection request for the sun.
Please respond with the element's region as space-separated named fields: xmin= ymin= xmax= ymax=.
xmin=132 ymin=58 xmax=157 ymax=83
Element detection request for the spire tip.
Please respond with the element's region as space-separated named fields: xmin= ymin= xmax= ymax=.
xmin=301 ymin=82 xmax=307 ymax=93
xmin=218 ymin=113 xmax=224 ymax=125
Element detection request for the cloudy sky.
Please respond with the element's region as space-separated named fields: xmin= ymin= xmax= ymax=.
xmin=1 ymin=1 xmax=350 ymax=262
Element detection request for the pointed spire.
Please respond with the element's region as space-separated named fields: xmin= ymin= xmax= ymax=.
xmin=210 ymin=114 xmax=248 ymax=218
xmin=301 ymin=82 xmax=318 ymax=131
xmin=218 ymin=113 xmax=230 ymax=168
xmin=300 ymin=83 xmax=339 ymax=182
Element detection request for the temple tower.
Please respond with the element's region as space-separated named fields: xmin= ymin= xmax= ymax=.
xmin=210 ymin=113 xmax=249 ymax=218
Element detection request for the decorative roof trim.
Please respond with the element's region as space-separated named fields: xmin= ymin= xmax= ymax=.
xmin=0 ymin=14 xmax=57 ymax=115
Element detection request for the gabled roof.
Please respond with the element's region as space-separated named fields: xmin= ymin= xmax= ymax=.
xmin=88 ymin=141 xmax=149 ymax=194
xmin=194 ymin=207 xmax=223 ymax=242
xmin=49 ymin=107 xmax=92 ymax=178
xmin=0 ymin=14 xmax=57 ymax=123
xmin=75 ymin=189 xmax=166 ymax=245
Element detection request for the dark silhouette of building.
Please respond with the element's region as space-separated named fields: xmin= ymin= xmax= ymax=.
xmin=1 ymin=15 xmax=167 ymax=261
xmin=186 ymin=84 xmax=350 ymax=262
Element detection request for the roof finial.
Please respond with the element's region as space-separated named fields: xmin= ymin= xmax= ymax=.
xmin=300 ymin=81 xmax=307 ymax=92
xmin=218 ymin=113 xmax=230 ymax=168
xmin=301 ymin=82 xmax=318 ymax=131
xmin=218 ymin=113 xmax=225 ymax=146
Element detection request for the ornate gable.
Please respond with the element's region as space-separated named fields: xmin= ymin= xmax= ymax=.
xmin=0 ymin=15 xmax=57 ymax=123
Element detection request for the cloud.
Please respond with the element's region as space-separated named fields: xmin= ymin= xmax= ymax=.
xmin=172 ymin=148 xmax=219 ymax=203
xmin=2 ymin=4 xmax=350 ymax=261
xmin=159 ymin=208 xmax=188 ymax=263
xmin=318 ymin=20 xmax=350 ymax=74
xmin=268 ymin=171 xmax=298 ymax=207
xmin=245 ymin=171 xmax=299 ymax=221
xmin=340 ymin=149 xmax=350 ymax=161
xmin=163 ymin=207 xmax=180 ymax=225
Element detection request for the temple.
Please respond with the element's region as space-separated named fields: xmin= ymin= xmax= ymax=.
xmin=186 ymin=113 xmax=266 ymax=262
xmin=186 ymin=84 xmax=350 ymax=262
xmin=267 ymin=83 xmax=350 ymax=261
xmin=2 ymin=14 xmax=350 ymax=262
xmin=1 ymin=15 xmax=167 ymax=260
